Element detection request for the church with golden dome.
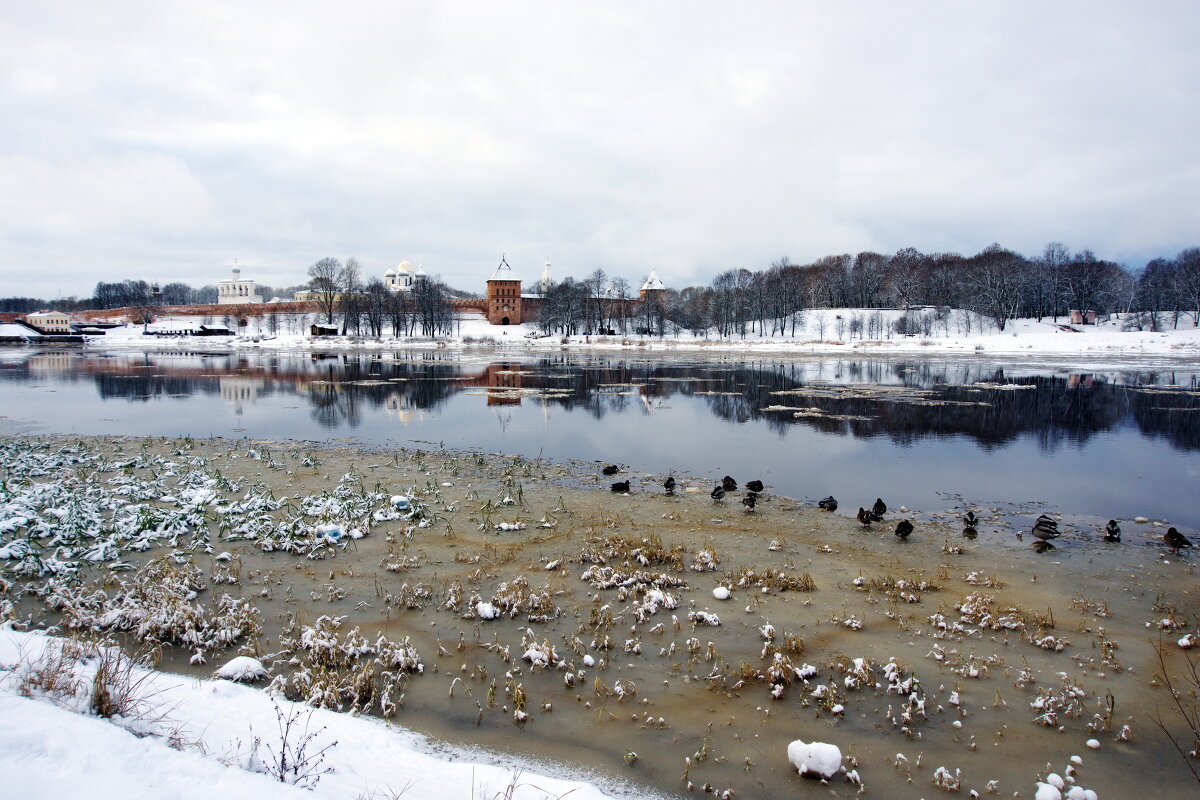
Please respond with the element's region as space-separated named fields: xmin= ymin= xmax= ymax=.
xmin=384 ymin=258 xmax=427 ymax=292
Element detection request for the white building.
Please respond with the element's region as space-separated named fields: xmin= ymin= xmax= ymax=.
xmin=384 ymin=258 xmax=428 ymax=292
xmin=217 ymin=267 xmax=263 ymax=305
xmin=24 ymin=311 xmax=72 ymax=333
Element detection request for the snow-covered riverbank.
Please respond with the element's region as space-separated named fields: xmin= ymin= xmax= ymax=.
xmin=0 ymin=625 xmax=639 ymax=800
xmin=71 ymin=309 xmax=1200 ymax=361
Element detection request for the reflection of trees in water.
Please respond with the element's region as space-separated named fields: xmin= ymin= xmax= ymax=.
xmin=25 ymin=351 xmax=1200 ymax=450
xmin=1127 ymin=385 xmax=1200 ymax=451
xmin=683 ymin=361 xmax=1200 ymax=453
xmin=93 ymin=374 xmax=233 ymax=401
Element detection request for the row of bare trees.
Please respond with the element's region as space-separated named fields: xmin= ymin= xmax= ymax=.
xmin=306 ymin=257 xmax=455 ymax=337
xmin=660 ymin=244 xmax=1200 ymax=336
xmin=528 ymin=244 xmax=1199 ymax=339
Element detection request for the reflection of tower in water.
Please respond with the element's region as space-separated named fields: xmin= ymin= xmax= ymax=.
xmin=485 ymin=363 xmax=522 ymax=406
xmin=219 ymin=377 xmax=264 ymax=417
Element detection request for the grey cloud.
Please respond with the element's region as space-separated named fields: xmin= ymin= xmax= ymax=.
xmin=1 ymin=1 xmax=1197 ymax=299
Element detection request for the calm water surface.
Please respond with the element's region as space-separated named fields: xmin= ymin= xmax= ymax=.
xmin=2 ymin=347 xmax=1197 ymax=528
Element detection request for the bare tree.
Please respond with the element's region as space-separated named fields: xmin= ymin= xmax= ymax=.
xmin=1038 ymin=242 xmax=1072 ymax=321
xmin=1173 ymin=247 xmax=1200 ymax=325
xmin=850 ymin=251 xmax=888 ymax=308
xmin=411 ymin=280 xmax=455 ymax=336
xmin=364 ymin=278 xmax=388 ymax=337
xmin=610 ymin=277 xmax=631 ymax=334
xmin=966 ymin=244 xmax=1028 ymax=331
xmin=386 ymin=287 xmax=410 ymax=337
xmin=585 ymin=269 xmax=608 ymax=333
xmin=338 ymin=258 xmax=363 ymax=335
xmin=307 ymin=257 xmax=342 ymax=323
xmin=886 ymin=247 xmax=928 ymax=310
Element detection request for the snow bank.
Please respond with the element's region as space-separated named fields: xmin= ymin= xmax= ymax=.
xmin=81 ymin=309 xmax=1200 ymax=362
xmin=0 ymin=627 xmax=636 ymax=800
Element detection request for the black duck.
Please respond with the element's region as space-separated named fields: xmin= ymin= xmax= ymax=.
xmin=1165 ymin=527 xmax=1193 ymax=553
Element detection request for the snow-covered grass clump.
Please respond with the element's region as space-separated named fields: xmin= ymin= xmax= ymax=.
xmin=215 ymin=655 xmax=268 ymax=682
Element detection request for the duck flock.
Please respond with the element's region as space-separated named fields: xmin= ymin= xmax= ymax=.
xmin=600 ymin=463 xmax=1194 ymax=554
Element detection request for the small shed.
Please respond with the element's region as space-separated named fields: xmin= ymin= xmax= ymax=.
xmin=310 ymin=323 xmax=340 ymax=336
xmin=1069 ymin=310 xmax=1098 ymax=325
xmin=196 ymin=325 xmax=235 ymax=337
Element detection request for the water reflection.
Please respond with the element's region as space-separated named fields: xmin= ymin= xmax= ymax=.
xmin=2 ymin=349 xmax=1198 ymax=451
xmin=5 ymin=347 xmax=1198 ymax=527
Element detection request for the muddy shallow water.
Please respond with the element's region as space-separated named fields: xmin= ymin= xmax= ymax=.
xmin=4 ymin=435 xmax=1199 ymax=799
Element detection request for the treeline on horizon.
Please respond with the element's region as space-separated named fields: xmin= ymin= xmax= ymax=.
xmin=536 ymin=242 xmax=1200 ymax=336
xmin=0 ymin=279 xmax=308 ymax=313
xmin=3 ymin=243 xmax=1198 ymax=337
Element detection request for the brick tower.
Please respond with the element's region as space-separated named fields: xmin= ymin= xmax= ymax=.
xmin=486 ymin=255 xmax=522 ymax=325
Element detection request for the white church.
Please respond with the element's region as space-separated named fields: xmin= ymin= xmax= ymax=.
xmin=217 ymin=266 xmax=263 ymax=305
xmin=383 ymin=258 xmax=427 ymax=292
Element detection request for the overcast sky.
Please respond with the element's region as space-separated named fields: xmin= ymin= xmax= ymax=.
xmin=1 ymin=1 xmax=1197 ymax=299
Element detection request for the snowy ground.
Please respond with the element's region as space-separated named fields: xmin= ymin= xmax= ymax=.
xmin=0 ymin=626 xmax=643 ymax=800
xmin=78 ymin=309 xmax=1200 ymax=360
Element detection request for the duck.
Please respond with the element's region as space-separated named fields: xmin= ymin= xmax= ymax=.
xmin=894 ymin=520 xmax=914 ymax=540
xmin=610 ymin=480 xmax=630 ymax=493
xmin=1036 ymin=513 xmax=1058 ymax=528
xmin=722 ymin=475 xmax=738 ymax=492
xmin=856 ymin=507 xmax=873 ymax=527
xmin=1032 ymin=518 xmax=1061 ymax=540
xmin=1103 ymin=520 xmax=1121 ymax=542
xmin=746 ymin=479 xmax=764 ymax=493
xmin=711 ymin=485 xmax=726 ymax=501
xmin=962 ymin=526 xmax=978 ymax=540
xmin=963 ymin=510 xmax=978 ymax=528
xmin=742 ymin=492 xmax=757 ymax=511
xmin=602 ymin=464 xmax=620 ymax=476
xmin=818 ymin=496 xmax=838 ymax=512
xmin=1165 ymin=527 xmax=1193 ymax=553
xmin=872 ymin=498 xmax=887 ymax=517
xmin=664 ymin=475 xmax=676 ymax=495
